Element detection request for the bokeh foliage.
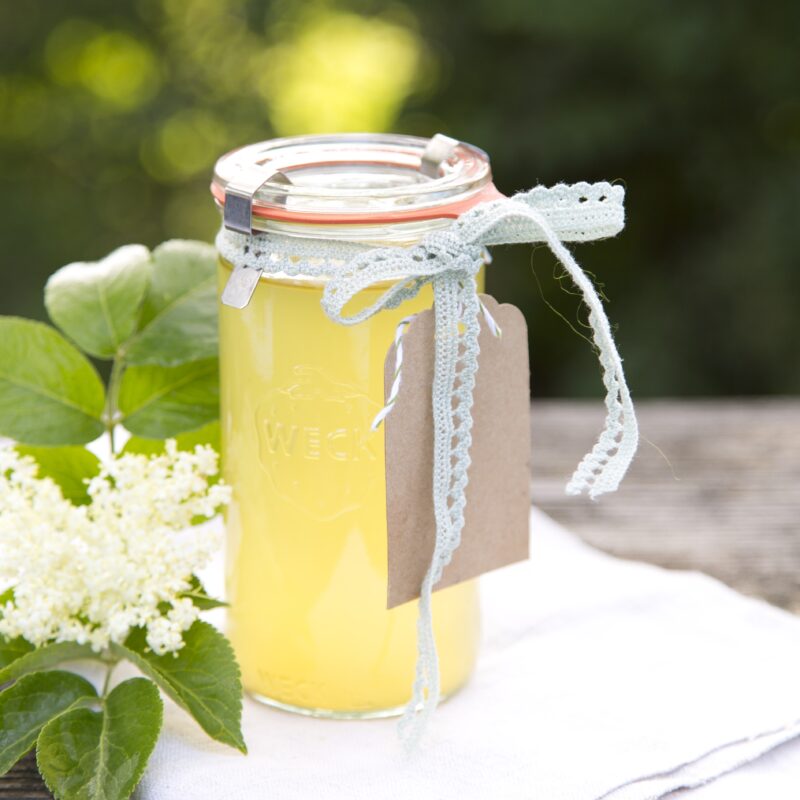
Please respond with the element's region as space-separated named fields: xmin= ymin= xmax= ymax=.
xmin=1 ymin=0 xmax=799 ymax=396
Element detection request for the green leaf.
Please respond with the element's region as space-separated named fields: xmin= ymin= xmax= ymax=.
xmin=0 ymin=641 xmax=96 ymax=685
xmin=173 ymin=419 xmax=221 ymax=453
xmin=0 ymin=670 xmax=97 ymax=775
xmin=120 ymin=436 xmax=164 ymax=457
xmin=123 ymin=419 xmax=220 ymax=456
xmin=15 ymin=445 xmax=100 ymax=505
xmin=0 ymin=318 xmax=106 ymax=445
xmin=44 ymin=245 xmax=152 ymax=360
xmin=118 ymin=358 xmax=219 ymax=439
xmin=113 ymin=620 xmax=245 ymax=752
xmin=0 ymin=635 xmax=33 ymax=670
xmin=124 ymin=240 xmax=218 ymax=367
xmin=179 ymin=576 xmax=227 ymax=610
xmin=37 ymin=677 xmax=162 ymax=800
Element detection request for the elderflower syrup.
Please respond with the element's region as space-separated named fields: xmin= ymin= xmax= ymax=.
xmin=211 ymin=135 xmax=499 ymax=716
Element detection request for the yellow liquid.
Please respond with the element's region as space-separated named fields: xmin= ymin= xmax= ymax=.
xmin=219 ymin=263 xmax=481 ymax=715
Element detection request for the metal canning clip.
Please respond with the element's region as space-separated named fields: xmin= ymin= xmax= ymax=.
xmin=419 ymin=133 xmax=459 ymax=178
xmin=222 ymin=170 xmax=292 ymax=234
xmin=220 ymin=262 xmax=264 ymax=309
xmin=221 ymin=169 xmax=293 ymax=308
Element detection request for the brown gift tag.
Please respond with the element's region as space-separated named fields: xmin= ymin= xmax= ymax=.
xmin=384 ymin=294 xmax=531 ymax=608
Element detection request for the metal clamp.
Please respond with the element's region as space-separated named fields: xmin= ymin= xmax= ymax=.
xmin=221 ymin=262 xmax=264 ymax=309
xmin=221 ymin=169 xmax=293 ymax=308
xmin=420 ymin=133 xmax=459 ymax=178
xmin=223 ymin=170 xmax=292 ymax=234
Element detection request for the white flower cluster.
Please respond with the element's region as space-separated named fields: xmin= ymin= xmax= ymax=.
xmin=0 ymin=442 xmax=230 ymax=655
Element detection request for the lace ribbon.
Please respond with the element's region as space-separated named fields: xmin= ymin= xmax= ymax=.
xmin=216 ymin=181 xmax=638 ymax=746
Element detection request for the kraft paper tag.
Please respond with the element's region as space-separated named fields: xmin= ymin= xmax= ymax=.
xmin=385 ymin=294 xmax=531 ymax=608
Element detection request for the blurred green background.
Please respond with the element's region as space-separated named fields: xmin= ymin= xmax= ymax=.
xmin=2 ymin=0 xmax=799 ymax=396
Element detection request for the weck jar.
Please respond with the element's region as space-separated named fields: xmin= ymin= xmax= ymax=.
xmin=210 ymin=133 xmax=501 ymax=717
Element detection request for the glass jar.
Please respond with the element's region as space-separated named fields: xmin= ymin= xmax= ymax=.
xmin=211 ymin=134 xmax=500 ymax=718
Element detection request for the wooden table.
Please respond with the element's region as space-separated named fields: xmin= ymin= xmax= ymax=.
xmin=4 ymin=399 xmax=799 ymax=797
xmin=531 ymin=399 xmax=800 ymax=613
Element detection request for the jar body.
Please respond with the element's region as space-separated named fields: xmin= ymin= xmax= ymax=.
xmin=219 ymin=261 xmax=482 ymax=716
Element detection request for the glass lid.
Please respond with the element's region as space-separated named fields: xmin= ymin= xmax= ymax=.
xmin=210 ymin=133 xmax=500 ymax=229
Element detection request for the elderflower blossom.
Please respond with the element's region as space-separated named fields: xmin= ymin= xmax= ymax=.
xmin=0 ymin=442 xmax=230 ymax=656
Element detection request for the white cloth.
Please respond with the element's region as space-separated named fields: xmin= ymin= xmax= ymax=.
xmin=136 ymin=508 xmax=800 ymax=800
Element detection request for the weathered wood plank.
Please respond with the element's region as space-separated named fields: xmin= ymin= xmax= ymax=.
xmin=0 ymin=752 xmax=50 ymax=798
xmin=531 ymin=398 xmax=800 ymax=612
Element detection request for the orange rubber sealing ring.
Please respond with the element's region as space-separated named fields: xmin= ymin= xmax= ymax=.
xmin=210 ymin=182 xmax=506 ymax=226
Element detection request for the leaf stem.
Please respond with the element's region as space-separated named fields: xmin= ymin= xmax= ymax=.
xmin=104 ymin=355 xmax=125 ymax=454
xmin=102 ymin=660 xmax=116 ymax=698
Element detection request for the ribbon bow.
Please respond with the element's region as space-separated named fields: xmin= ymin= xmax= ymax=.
xmin=216 ymin=182 xmax=638 ymax=747
xmin=316 ymin=182 xmax=637 ymax=745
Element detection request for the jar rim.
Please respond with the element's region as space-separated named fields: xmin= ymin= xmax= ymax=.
xmin=210 ymin=133 xmax=500 ymax=228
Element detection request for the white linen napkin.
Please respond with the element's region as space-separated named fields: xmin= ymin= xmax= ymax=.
xmin=135 ymin=508 xmax=800 ymax=800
